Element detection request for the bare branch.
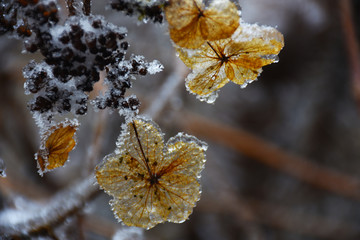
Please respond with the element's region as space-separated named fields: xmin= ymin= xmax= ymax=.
xmin=144 ymin=57 xmax=188 ymax=119
xmin=340 ymin=0 xmax=360 ymax=110
xmin=0 ymin=175 xmax=99 ymax=237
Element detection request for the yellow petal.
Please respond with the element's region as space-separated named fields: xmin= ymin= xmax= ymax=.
xmin=165 ymin=0 xmax=203 ymax=30
xmin=158 ymin=136 xmax=206 ymax=223
xmin=166 ymin=0 xmax=240 ymax=49
xmin=95 ymin=117 xmax=207 ymax=229
xmin=36 ymin=120 xmax=78 ymax=173
xmin=200 ymin=0 xmax=239 ymax=40
xmin=186 ymin=63 xmax=229 ymax=97
xmin=169 ymin=18 xmax=205 ymax=49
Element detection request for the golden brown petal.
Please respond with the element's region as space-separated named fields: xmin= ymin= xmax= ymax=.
xmin=95 ymin=117 xmax=207 ymax=229
xmin=165 ymin=0 xmax=203 ymax=29
xmin=186 ymin=63 xmax=229 ymax=98
xmin=158 ymin=136 xmax=206 ymax=223
xmin=166 ymin=0 xmax=240 ymax=49
xmin=127 ymin=119 xmax=165 ymax=174
xmin=200 ymin=0 xmax=240 ymax=41
xmin=169 ymin=18 xmax=204 ymax=49
xmin=36 ymin=120 xmax=78 ymax=174
xmin=177 ymin=22 xmax=284 ymax=102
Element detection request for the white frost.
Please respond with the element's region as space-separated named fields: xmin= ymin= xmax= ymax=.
xmin=112 ymin=227 xmax=144 ymax=240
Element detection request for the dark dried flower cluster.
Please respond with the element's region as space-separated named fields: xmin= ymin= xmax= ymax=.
xmin=0 ymin=0 xmax=58 ymax=37
xmin=0 ymin=0 xmax=163 ymax=117
xmin=93 ymin=55 xmax=163 ymax=110
xmin=110 ymin=0 xmax=165 ymax=23
xmin=23 ymin=13 xmax=129 ymax=115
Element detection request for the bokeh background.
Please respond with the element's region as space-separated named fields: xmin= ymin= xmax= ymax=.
xmin=1 ymin=0 xmax=360 ymax=239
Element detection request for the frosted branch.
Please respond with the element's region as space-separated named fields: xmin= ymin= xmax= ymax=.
xmin=0 ymin=175 xmax=99 ymax=237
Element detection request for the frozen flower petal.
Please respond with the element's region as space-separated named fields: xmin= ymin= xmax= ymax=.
xmin=96 ymin=116 xmax=207 ymax=229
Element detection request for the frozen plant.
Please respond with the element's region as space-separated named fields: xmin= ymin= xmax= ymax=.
xmin=0 ymin=0 xmax=284 ymax=238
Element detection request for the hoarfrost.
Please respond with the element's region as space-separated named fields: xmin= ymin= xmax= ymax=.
xmin=112 ymin=227 xmax=144 ymax=240
xmin=233 ymin=20 xmax=283 ymax=44
xmin=167 ymin=132 xmax=208 ymax=152
xmin=146 ymin=59 xmax=163 ymax=74
xmin=91 ymin=54 xmax=163 ymax=111
xmin=36 ymin=118 xmax=80 ymax=176
xmin=0 ymin=176 xmax=97 ymax=236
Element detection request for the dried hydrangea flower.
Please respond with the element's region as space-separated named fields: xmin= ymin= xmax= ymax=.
xmin=35 ymin=119 xmax=79 ymax=175
xmin=165 ymin=0 xmax=239 ymax=49
xmin=177 ymin=21 xmax=285 ymax=103
xmin=96 ymin=116 xmax=207 ymax=229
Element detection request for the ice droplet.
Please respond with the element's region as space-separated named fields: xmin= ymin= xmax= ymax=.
xmin=197 ymin=91 xmax=218 ymax=104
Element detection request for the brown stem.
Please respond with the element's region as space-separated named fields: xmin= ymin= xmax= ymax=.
xmin=83 ymin=0 xmax=91 ymax=15
xmin=144 ymin=57 xmax=188 ymax=119
xmin=86 ymin=110 xmax=107 ymax=174
xmin=0 ymin=176 xmax=100 ymax=237
xmin=82 ymin=214 xmax=118 ymax=238
xmin=66 ymin=0 xmax=77 ymax=16
xmin=175 ymin=111 xmax=360 ymax=201
xmin=340 ymin=0 xmax=360 ymax=110
xmin=199 ymin=196 xmax=360 ymax=239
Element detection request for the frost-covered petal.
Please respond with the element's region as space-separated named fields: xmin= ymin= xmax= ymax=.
xmin=95 ymin=116 xmax=207 ymax=229
xmin=200 ymin=0 xmax=239 ymax=41
xmin=166 ymin=0 xmax=239 ymax=49
xmin=36 ymin=119 xmax=79 ymax=175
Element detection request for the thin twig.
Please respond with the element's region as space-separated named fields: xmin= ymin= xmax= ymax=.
xmin=144 ymin=57 xmax=188 ymax=119
xmin=66 ymin=0 xmax=77 ymax=16
xmin=86 ymin=109 xmax=108 ymax=174
xmin=175 ymin=111 xmax=360 ymax=201
xmin=0 ymin=174 xmax=52 ymax=200
xmin=82 ymin=214 xmax=118 ymax=238
xmin=83 ymin=0 xmax=91 ymax=15
xmin=199 ymin=196 xmax=360 ymax=239
xmin=204 ymin=157 xmax=265 ymax=240
xmin=200 ymin=149 xmax=359 ymax=239
xmin=0 ymin=175 xmax=99 ymax=237
xmin=340 ymin=0 xmax=360 ymax=110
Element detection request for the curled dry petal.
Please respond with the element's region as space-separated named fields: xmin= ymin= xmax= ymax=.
xmin=36 ymin=119 xmax=79 ymax=175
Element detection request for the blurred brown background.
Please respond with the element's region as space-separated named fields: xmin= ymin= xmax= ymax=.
xmin=1 ymin=0 xmax=360 ymax=239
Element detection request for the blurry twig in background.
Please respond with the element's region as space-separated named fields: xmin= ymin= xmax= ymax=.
xmin=246 ymin=197 xmax=360 ymax=239
xmin=82 ymin=213 xmax=118 ymax=238
xmin=144 ymin=57 xmax=188 ymax=120
xmin=340 ymin=0 xmax=360 ymax=110
xmin=0 ymin=174 xmax=52 ymax=200
xmin=86 ymin=109 xmax=108 ymax=174
xmin=199 ymin=196 xmax=360 ymax=240
xmin=198 ymin=143 xmax=360 ymax=240
xmin=176 ymin=111 xmax=360 ymax=201
xmin=0 ymin=176 xmax=99 ymax=238
xmin=202 ymin=157 xmax=265 ymax=240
